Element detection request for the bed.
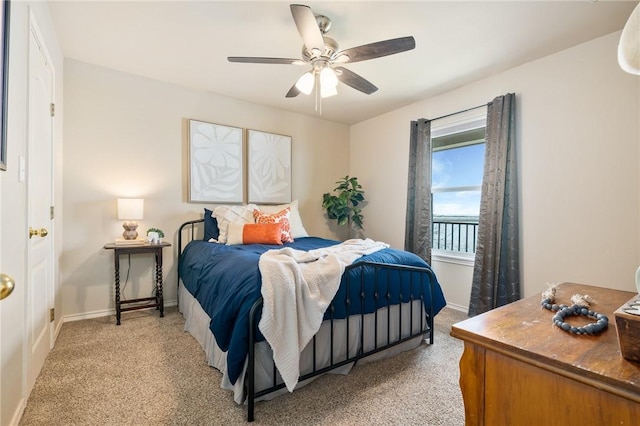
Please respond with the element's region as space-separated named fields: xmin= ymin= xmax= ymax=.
xmin=177 ymin=204 xmax=446 ymax=421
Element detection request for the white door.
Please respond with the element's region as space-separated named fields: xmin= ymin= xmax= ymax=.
xmin=0 ymin=237 xmax=2 ymax=423
xmin=0 ymin=208 xmax=23 ymax=426
xmin=0 ymin=189 xmax=21 ymax=426
xmin=0 ymin=188 xmax=3 ymax=424
xmin=0 ymin=181 xmax=9 ymax=426
xmin=25 ymin=25 xmax=54 ymax=392
xmin=0 ymin=189 xmax=20 ymax=426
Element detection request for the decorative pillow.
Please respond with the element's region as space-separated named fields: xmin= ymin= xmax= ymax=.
xmin=253 ymin=207 xmax=294 ymax=243
xmin=256 ymin=200 xmax=309 ymax=238
xmin=226 ymin=222 xmax=283 ymax=245
xmin=203 ymin=208 xmax=219 ymax=241
xmin=213 ymin=204 xmax=257 ymax=244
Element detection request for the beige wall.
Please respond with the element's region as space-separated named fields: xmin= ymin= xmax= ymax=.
xmin=62 ymin=30 xmax=640 ymax=318
xmin=350 ymin=31 xmax=640 ymax=308
xmin=61 ymin=60 xmax=349 ymax=319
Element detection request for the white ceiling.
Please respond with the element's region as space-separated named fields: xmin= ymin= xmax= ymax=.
xmin=48 ymin=1 xmax=638 ymax=125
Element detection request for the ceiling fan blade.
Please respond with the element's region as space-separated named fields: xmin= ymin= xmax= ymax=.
xmin=334 ymin=67 xmax=378 ymax=95
xmin=333 ymin=36 xmax=416 ymax=63
xmin=290 ymin=4 xmax=325 ymax=53
xmin=228 ymin=57 xmax=304 ymax=65
xmin=285 ymin=83 xmax=301 ymax=98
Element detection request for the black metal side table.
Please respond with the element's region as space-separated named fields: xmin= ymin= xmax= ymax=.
xmin=103 ymin=242 xmax=171 ymax=325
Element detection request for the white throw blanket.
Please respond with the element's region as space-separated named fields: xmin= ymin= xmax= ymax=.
xmin=258 ymin=238 xmax=389 ymax=392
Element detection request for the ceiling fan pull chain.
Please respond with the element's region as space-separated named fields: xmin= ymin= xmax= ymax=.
xmin=315 ymin=72 xmax=321 ymax=114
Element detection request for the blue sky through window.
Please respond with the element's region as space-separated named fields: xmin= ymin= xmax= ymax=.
xmin=432 ymin=143 xmax=484 ymax=217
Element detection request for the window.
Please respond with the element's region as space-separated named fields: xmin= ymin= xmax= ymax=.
xmin=431 ymin=115 xmax=486 ymax=258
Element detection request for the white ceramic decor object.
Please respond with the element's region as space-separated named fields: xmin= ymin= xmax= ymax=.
xmin=618 ymin=3 xmax=640 ymax=75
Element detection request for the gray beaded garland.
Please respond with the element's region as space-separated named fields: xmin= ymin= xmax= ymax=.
xmin=540 ymin=297 xmax=608 ymax=336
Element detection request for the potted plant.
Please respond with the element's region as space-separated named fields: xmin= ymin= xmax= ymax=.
xmin=147 ymin=227 xmax=164 ymax=243
xmin=322 ymin=175 xmax=365 ymax=238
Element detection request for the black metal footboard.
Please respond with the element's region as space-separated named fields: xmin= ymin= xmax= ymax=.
xmin=246 ymin=261 xmax=436 ymax=422
xmin=177 ymin=219 xmax=437 ymax=423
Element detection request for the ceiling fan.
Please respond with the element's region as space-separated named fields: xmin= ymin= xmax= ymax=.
xmin=228 ymin=4 xmax=416 ymax=101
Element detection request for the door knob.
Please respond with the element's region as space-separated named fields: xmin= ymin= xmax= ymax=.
xmin=29 ymin=227 xmax=48 ymax=238
xmin=0 ymin=273 xmax=15 ymax=300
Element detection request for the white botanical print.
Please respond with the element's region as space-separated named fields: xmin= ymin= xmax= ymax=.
xmin=248 ymin=130 xmax=291 ymax=203
xmin=189 ymin=120 xmax=243 ymax=202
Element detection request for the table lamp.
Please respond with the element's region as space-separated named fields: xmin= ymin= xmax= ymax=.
xmin=117 ymin=198 xmax=143 ymax=240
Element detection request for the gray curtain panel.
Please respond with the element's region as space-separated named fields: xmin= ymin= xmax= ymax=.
xmin=405 ymin=119 xmax=432 ymax=264
xmin=468 ymin=93 xmax=520 ymax=317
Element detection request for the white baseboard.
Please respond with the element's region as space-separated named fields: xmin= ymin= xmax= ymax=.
xmin=53 ymin=317 xmax=64 ymax=342
xmin=62 ymin=299 xmax=178 ymax=323
xmin=445 ymin=302 xmax=468 ymax=313
xmin=8 ymin=399 xmax=26 ymax=426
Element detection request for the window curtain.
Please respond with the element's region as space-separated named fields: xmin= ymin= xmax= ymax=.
xmin=404 ymin=119 xmax=432 ymax=264
xmin=468 ymin=93 xmax=520 ymax=317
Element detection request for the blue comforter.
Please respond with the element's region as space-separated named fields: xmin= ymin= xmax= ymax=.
xmin=178 ymin=237 xmax=446 ymax=385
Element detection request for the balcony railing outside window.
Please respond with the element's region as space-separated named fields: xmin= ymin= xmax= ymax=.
xmin=432 ymin=216 xmax=479 ymax=253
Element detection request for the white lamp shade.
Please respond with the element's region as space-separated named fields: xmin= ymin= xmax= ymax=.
xmin=320 ymin=67 xmax=338 ymax=88
xmin=117 ymin=198 xmax=144 ymax=220
xmin=618 ymin=3 xmax=640 ymax=75
xmin=319 ymin=67 xmax=338 ymax=98
xmin=295 ymin=72 xmax=314 ymax=95
xmin=321 ymin=83 xmax=338 ymax=98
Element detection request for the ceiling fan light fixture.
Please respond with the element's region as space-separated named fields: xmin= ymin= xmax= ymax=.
xmin=295 ymin=72 xmax=315 ymax=95
xmin=321 ymin=84 xmax=337 ymax=98
xmin=320 ymin=67 xmax=338 ymax=89
xmin=228 ymin=4 xmax=416 ymax=106
xmin=320 ymin=67 xmax=338 ymax=98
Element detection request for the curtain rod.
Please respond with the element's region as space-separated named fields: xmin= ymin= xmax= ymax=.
xmin=428 ymin=102 xmax=488 ymax=123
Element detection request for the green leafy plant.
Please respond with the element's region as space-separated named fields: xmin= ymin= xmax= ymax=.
xmin=322 ymin=175 xmax=365 ymax=234
xmin=146 ymin=227 xmax=164 ymax=238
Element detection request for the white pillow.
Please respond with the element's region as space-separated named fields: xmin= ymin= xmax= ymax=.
xmin=226 ymin=222 xmax=246 ymax=245
xmin=213 ymin=204 xmax=257 ymax=244
xmin=256 ymin=199 xmax=309 ymax=238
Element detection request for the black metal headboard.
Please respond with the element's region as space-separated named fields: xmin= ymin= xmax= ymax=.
xmin=177 ymin=218 xmax=204 ymax=285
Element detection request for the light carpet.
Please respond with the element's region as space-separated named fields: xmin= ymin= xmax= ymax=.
xmin=19 ymin=306 xmax=467 ymax=425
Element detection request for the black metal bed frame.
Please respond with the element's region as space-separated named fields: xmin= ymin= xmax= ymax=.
xmin=178 ymin=219 xmax=437 ymax=422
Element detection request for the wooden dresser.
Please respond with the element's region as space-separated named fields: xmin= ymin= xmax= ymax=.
xmin=450 ymin=282 xmax=640 ymax=426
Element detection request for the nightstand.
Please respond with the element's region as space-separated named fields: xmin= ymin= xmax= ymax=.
xmin=103 ymin=242 xmax=171 ymax=325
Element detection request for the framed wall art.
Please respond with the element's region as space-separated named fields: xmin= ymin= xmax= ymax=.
xmin=188 ymin=119 xmax=244 ymax=203
xmin=0 ymin=1 xmax=10 ymax=171
xmin=247 ymin=129 xmax=292 ymax=204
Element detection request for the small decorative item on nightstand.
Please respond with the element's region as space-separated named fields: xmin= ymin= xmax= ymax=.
xmin=147 ymin=227 xmax=164 ymax=244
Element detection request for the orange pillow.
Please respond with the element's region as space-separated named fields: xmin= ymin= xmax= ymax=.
xmin=226 ymin=222 xmax=283 ymax=245
xmin=242 ymin=223 xmax=283 ymax=245
xmin=253 ymin=207 xmax=294 ymax=243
